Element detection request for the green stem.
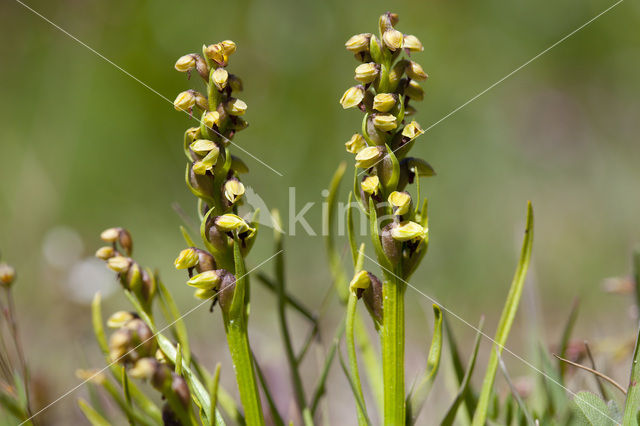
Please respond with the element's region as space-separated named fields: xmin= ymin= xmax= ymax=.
xmin=382 ymin=276 xmax=406 ymax=425
xmin=225 ymin=322 xmax=265 ymax=426
xmin=347 ymin=293 xmax=368 ymax=426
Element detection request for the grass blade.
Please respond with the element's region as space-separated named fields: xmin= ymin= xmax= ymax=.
xmin=338 ymin=348 xmax=371 ymax=425
xmin=471 ymin=201 xmax=534 ymax=426
xmin=558 ymin=298 xmax=580 ymax=383
xmin=497 ymin=349 xmax=535 ymax=425
xmin=440 ymin=316 xmax=484 ymax=426
xmin=325 ymin=162 xmax=349 ymax=303
xmin=78 ymin=399 xmax=110 ymax=426
xmin=157 ymin=276 xmax=191 ymax=365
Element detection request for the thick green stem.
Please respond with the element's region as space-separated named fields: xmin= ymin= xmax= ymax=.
xmin=225 ymin=322 xmax=265 ymax=426
xmin=382 ymin=277 xmax=406 ymax=425
xmin=347 ymin=293 xmax=368 ymax=425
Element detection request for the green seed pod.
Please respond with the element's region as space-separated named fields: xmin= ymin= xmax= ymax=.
xmin=217 ymin=271 xmax=237 ymax=316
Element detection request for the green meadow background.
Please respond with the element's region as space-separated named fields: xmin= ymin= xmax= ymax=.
xmin=1 ymin=0 xmax=639 ymax=423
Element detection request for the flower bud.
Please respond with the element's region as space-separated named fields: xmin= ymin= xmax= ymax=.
xmin=171 ymin=375 xmax=191 ymax=407
xmin=361 ymin=175 xmax=380 ymax=196
xmin=403 ymin=35 xmax=424 ymax=52
xmin=349 ymin=270 xmax=371 ymax=296
xmin=129 ymin=358 xmax=157 ymax=380
xmin=406 ymin=61 xmax=428 ymax=81
xmin=203 ymin=111 xmax=222 ymax=129
xmin=388 ymin=60 xmax=407 ymax=89
xmin=107 ymin=256 xmax=131 ymax=274
xmin=373 ymin=93 xmax=396 ymax=112
xmin=220 ymin=40 xmax=237 ymax=55
xmin=173 ymin=91 xmax=196 ymax=111
xmin=75 ymin=369 xmax=107 ymax=385
xmin=229 ymin=75 xmax=243 ymax=92
xmin=187 ymin=270 xmax=222 ymax=290
xmin=340 ymin=86 xmax=365 ymax=109
xmin=345 ymin=134 xmax=366 ymax=154
xmin=174 ymin=54 xmax=196 ymax=72
xmin=174 ymin=248 xmax=199 ymax=270
xmin=354 ymin=63 xmax=378 ymax=84
xmin=224 ymin=179 xmax=245 ymax=204
xmin=405 ymin=80 xmax=424 ymax=101
xmin=372 ymin=113 xmax=397 ymax=132
xmin=355 ymin=146 xmax=383 ymax=169
xmin=107 ymin=311 xmax=135 ymax=328
xmin=212 ymin=67 xmax=229 ymax=91
xmin=388 ymin=191 xmax=411 ymax=216
xmin=402 ymin=121 xmax=424 ymax=140
xmin=0 ymin=263 xmax=16 ymax=288
xmin=100 ymin=228 xmax=120 ymax=243
xmin=194 ymin=92 xmax=208 ymax=110
xmin=225 ymin=98 xmax=247 ymax=116
xmin=391 ymin=221 xmax=427 ymax=242
xmin=362 ymin=273 xmax=383 ymax=324
xmin=95 ymin=246 xmax=115 ymax=260
xmin=382 ymin=29 xmax=403 ymax=51
xmin=345 ymin=33 xmax=372 ymax=53
xmin=190 ymin=139 xmax=217 ymax=156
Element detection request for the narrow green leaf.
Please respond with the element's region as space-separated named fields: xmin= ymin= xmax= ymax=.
xmin=407 ymin=304 xmax=443 ymax=425
xmin=558 ymin=298 xmax=580 ymax=382
xmin=338 ymin=348 xmax=372 ymax=426
xmin=574 ymin=391 xmax=615 ymax=426
xmin=0 ymin=388 xmax=28 ymax=421
xmin=497 ymin=350 xmax=535 ymax=425
xmin=325 ymin=162 xmax=349 ymax=303
xmin=311 ymin=321 xmax=346 ymax=414
xmin=440 ymin=316 xmax=484 ymax=426
xmin=252 ymin=353 xmax=285 ymax=426
xmin=444 ymin=317 xmax=478 ymax=421
xmin=121 ymin=369 xmax=134 ymax=425
xmin=157 ymin=277 xmax=191 ymax=365
xmin=347 ymin=191 xmax=358 ymax=268
xmin=471 ymin=201 xmax=534 ymax=426
xmin=78 ymin=399 xmax=110 ymax=426
xmin=623 ymin=321 xmax=640 ymax=425
xmin=176 ymin=343 xmax=183 ymax=375
xmin=209 ymin=363 xmax=221 ymax=426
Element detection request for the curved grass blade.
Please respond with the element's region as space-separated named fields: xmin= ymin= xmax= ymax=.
xmin=325 ymin=162 xmax=349 ymax=302
xmin=338 ymin=348 xmax=372 ymax=426
xmin=180 ymin=225 xmax=197 ymax=247
xmin=407 ymin=304 xmax=443 ymax=425
xmin=558 ymin=298 xmax=580 ymax=383
xmin=471 ymin=201 xmax=534 ymax=426
xmin=78 ymin=399 xmax=110 ymax=426
xmin=497 ymin=349 xmax=535 ymax=425
xmin=252 ymin=353 xmax=285 ymax=426
xmin=440 ymin=316 xmax=484 ymax=426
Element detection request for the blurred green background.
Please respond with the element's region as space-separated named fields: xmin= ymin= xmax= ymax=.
xmin=1 ymin=0 xmax=639 ymax=423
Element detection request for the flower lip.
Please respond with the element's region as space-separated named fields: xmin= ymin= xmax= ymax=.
xmin=361 ymin=175 xmax=380 ymax=195
xmin=388 ymin=191 xmax=411 ymax=216
xmin=349 ymin=270 xmax=371 ymax=295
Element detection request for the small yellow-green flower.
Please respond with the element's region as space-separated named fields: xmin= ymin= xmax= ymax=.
xmin=203 ymin=111 xmax=222 ymax=129
xmin=382 ymin=29 xmax=403 ymax=51
xmin=388 ymin=191 xmax=411 ymax=216
xmin=355 ymin=146 xmax=382 ymax=169
xmin=340 ymin=86 xmax=365 ymax=109
xmin=345 ymin=33 xmax=371 ymax=52
xmin=187 ymin=270 xmax=221 ymax=290
xmin=403 ymin=35 xmax=424 ymax=51
xmin=345 ymin=134 xmax=367 ymax=154
xmin=190 ymin=139 xmax=217 ymax=155
xmin=402 ymin=121 xmax=424 ymax=140
xmin=405 ymin=80 xmax=424 ymax=101
xmin=100 ymin=227 xmax=120 ymax=243
xmin=225 ymin=98 xmax=247 ymax=116
xmin=361 ymin=175 xmax=380 ymax=195
xmin=390 ymin=221 xmax=426 ymax=241
xmin=224 ymin=180 xmax=245 ymax=204
xmin=175 ymin=54 xmax=196 ymax=72
xmin=373 ymin=93 xmax=396 ymax=112
xmin=174 ymin=248 xmax=199 ymax=269
xmin=220 ymin=40 xmax=237 ymax=56
xmin=212 ymin=67 xmax=229 ymax=90
xmin=354 ymin=63 xmax=378 ymax=84
xmin=194 ymin=287 xmax=218 ymax=300
xmin=406 ymin=61 xmax=428 ymax=81
xmin=215 ymin=214 xmax=253 ymax=235
xmin=128 ymin=358 xmax=156 ymax=380
xmin=174 ymin=91 xmax=196 ymax=111
xmin=204 ymin=43 xmax=225 ymax=64
xmin=349 ymin=270 xmax=371 ymax=295
xmin=372 ymin=113 xmax=397 ymax=132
